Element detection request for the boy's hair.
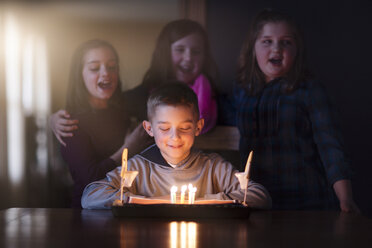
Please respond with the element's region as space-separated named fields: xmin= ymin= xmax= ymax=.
xmin=147 ymin=83 xmax=200 ymax=121
xmin=66 ymin=39 xmax=123 ymax=113
xmin=237 ymin=9 xmax=309 ymax=95
xmin=142 ymin=19 xmax=218 ymax=92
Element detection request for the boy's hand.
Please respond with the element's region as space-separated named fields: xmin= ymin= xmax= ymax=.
xmin=49 ymin=109 xmax=79 ymax=146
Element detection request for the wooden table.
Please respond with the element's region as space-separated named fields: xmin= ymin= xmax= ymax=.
xmin=1 ymin=208 xmax=371 ymax=248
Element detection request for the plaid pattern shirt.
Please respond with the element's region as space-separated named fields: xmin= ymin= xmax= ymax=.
xmin=233 ymin=79 xmax=351 ymax=210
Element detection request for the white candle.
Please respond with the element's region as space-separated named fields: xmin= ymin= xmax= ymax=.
xmin=188 ymin=186 xmax=197 ymax=204
xmin=192 ymin=187 xmax=197 ymax=204
xmin=180 ymin=185 xmax=187 ymax=204
xmin=171 ymin=186 xmax=178 ymax=204
xmin=188 ymin=184 xmax=193 ymax=204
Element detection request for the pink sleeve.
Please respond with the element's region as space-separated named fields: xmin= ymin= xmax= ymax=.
xmin=189 ymin=74 xmax=217 ymax=134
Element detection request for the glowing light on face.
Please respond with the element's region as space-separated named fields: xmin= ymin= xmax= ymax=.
xmin=143 ymin=105 xmax=203 ymax=165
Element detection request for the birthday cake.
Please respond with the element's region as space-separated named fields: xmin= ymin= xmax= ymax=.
xmin=111 ymin=202 xmax=250 ymax=219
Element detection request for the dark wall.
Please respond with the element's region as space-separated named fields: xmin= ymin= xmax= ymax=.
xmin=207 ymin=0 xmax=372 ymax=216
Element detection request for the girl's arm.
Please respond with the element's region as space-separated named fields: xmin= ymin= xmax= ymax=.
xmin=307 ymin=81 xmax=359 ymax=212
xmin=61 ymin=127 xmax=118 ymax=192
xmin=110 ymin=123 xmax=154 ymax=163
xmin=49 ymin=109 xmax=79 ymax=146
xmin=62 ymin=123 xmax=152 ymax=188
xmin=191 ymin=74 xmax=217 ymax=133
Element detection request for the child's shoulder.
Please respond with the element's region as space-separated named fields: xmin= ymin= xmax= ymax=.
xmin=296 ymin=79 xmax=330 ymax=98
xmin=298 ymin=79 xmax=326 ymax=91
xmin=293 ymin=79 xmax=334 ymax=109
xmin=128 ymin=152 xmax=154 ymax=166
xmin=196 ymin=150 xmax=221 ymax=160
xmin=194 ymin=149 xmax=234 ymax=168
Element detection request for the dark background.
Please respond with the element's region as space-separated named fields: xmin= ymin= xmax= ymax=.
xmin=207 ymin=0 xmax=372 ymax=216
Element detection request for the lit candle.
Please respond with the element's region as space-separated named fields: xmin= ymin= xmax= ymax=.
xmin=188 ymin=184 xmax=197 ymax=204
xmin=171 ymin=186 xmax=178 ymax=204
xmin=188 ymin=184 xmax=193 ymax=191
xmin=180 ymin=185 xmax=187 ymax=204
xmin=188 ymin=187 xmax=197 ymax=204
xmin=188 ymin=184 xmax=193 ymax=204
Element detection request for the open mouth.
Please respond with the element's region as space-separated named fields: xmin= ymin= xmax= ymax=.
xmin=98 ymin=82 xmax=113 ymax=90
xmin=178 ymin=65 xmax=193 ymax=74
xmin=269 ymin=58 xmax=282 ymax=65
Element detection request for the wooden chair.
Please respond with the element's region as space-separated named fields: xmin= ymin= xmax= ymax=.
xmin=194 ymin=125 xmax=240 ymax=151
xmin=194 ymin=126 xmax=241 ymax=169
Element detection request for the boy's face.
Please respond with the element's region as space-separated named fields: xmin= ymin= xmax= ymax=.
xmin=143 ymin=104 xmax=204 ymax=165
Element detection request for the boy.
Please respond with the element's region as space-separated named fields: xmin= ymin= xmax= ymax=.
xmin=81 ymin=83 xmax=271 ymax=209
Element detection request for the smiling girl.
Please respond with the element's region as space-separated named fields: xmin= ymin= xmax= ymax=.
xmin=141 ymin=19 xmax=218 ymax=133
xmin=61 ymin=40 xmax=150 ymax=208
xmin=234 ymin=10 xmax=359 ymax=212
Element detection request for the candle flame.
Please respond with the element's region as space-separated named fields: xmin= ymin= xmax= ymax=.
xmin=188 ymin=184 xmax=193 ymax=191
xmin=171 ymin=186 xmax=178 ymax=193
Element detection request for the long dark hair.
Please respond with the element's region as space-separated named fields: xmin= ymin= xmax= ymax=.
xmin=142 ymin=19 xmax=218 ymax=92
xmin=237 ymin=9 xmax=309 ymax=95
xmin=66 ymin=39 xmax=122 ymax=113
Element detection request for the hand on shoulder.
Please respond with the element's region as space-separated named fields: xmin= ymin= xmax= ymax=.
xmin=49 ymin=109 xmax=79 ymax=146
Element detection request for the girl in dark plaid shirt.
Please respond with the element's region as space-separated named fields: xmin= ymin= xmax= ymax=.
xmin=234 ymin=9 xmax=359 ymax=212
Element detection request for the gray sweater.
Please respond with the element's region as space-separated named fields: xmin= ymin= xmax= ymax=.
xmin=81 ymin=144 xmax=272 ymax=209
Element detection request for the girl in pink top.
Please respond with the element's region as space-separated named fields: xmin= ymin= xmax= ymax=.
xmin=142 ymin=19 xmax=218 ymax=133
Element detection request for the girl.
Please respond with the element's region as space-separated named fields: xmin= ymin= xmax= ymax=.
xmin=140 ymin=19 xmax=218 ymax=133
xmin=60 ymin=40 xmax=150 ymax=208
xmin=50 ymin=19 xmax=218 ymax=143
xmin=234 ymin=9 xmax=359 ymax=212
